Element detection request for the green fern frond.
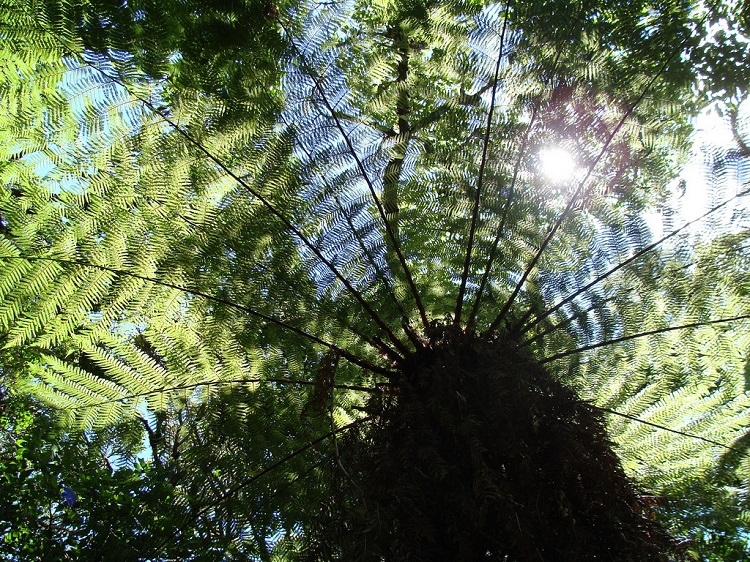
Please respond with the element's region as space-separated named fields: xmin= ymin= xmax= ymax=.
xmin=2 ymin=0 xmax=750 ymax=558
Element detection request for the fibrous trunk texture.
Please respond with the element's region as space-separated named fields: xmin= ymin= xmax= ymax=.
xmin=328 ymin=328 xmax=678 ymax=561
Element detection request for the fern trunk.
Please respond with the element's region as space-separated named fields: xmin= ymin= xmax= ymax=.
xmin=322 ymin=327 xmax=678 ymax=561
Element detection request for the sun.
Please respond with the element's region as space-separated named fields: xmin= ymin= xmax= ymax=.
xmin=539 ymin=147 xmax=576 ymax=183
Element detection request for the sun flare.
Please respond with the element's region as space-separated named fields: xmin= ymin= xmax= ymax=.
xmin=539 ymin=147 xmax=576 ymax=183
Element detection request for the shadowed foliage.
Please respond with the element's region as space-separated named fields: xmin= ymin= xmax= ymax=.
xmin=1 ymin=0 xmax=750 ymax=560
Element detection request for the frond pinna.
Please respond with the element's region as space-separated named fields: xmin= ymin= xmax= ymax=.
xmin=1 ymin=0 xmax=750 ymax=560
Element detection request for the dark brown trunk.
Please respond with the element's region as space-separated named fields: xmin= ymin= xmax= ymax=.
xmin=329 ymin=326 xmax=679 ymax=561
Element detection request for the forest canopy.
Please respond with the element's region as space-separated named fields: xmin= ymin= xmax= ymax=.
xmin=1 ymin=0 xmax=750 ymax=559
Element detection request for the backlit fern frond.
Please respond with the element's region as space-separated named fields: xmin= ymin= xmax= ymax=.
xmin=2 ymin=0 xmax=750 ymax=559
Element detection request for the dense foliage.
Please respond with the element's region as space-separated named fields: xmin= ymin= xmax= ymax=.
xmin=1 ymin=0 xmax=750 ymax=559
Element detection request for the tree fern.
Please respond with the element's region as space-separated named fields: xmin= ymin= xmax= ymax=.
xmin=1 ymin=0 xmax=750 ymax=559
